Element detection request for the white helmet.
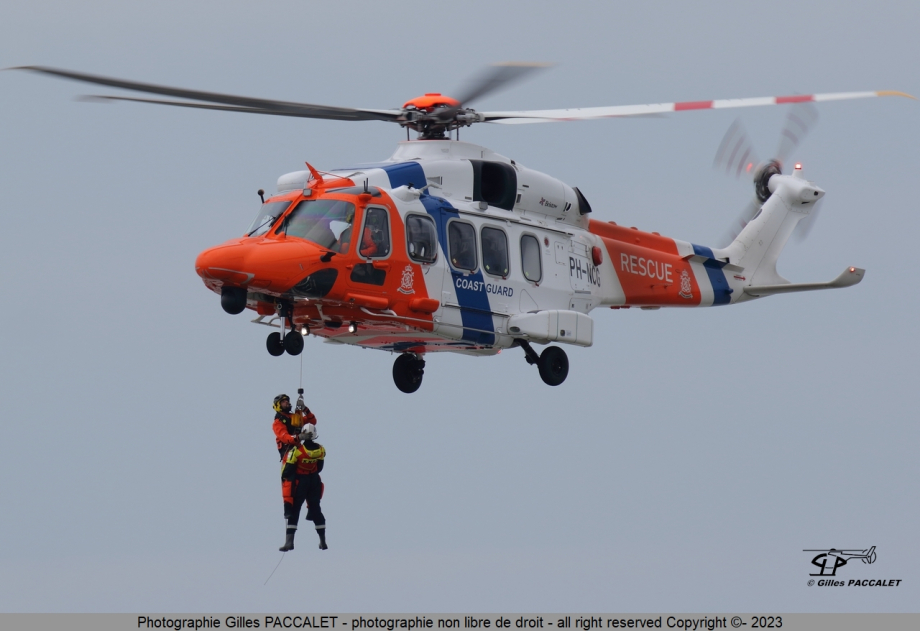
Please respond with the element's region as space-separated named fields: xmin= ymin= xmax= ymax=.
xmin=300 ymin=423 xmax=318 ymax=441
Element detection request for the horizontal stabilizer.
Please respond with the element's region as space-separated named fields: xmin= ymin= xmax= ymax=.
xmin=743 ymin=267 xmax=864 ymax=297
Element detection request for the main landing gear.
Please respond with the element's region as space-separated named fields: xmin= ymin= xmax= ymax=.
xmin=517 ymin=340 xmax=569 ymax=386
xmin=392 ymin=353 xmax=426 ymax=393
xmin=266 ymin=302 xmax=304 ymax=357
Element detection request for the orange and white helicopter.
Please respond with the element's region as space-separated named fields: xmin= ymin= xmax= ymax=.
xmin=15 ymin=65 xmax=912 ymax=392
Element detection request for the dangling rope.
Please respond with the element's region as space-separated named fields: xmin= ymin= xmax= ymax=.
xmin=264 ymin=552 xmax=286 ymax=585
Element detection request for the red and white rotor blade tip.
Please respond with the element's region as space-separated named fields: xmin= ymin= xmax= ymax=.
xmin=482 ymin=90 xmax=916 ymax=124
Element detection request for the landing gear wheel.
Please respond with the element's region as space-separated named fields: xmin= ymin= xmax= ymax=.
xmin=538 ymin=346 xmax=568 ymax=386
xmin=393 ymin=353 xmax=425 ymax=394
xmin=284 ymin=330 xmax=304 ymax=355
xmin=266 ymin=332 xmax=284 ymax=356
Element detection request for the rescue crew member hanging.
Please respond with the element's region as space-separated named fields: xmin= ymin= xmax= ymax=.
xmin=272 ymin=392 xmax=328 ymax=551
xmin=273 ymin=392 xmax=317 ymax=459
xmin=279 ymin=423 xmax=327 ymax=551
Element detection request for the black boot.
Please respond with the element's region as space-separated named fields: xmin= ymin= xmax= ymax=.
xmin=316 ymin=525 xmax=328 ymax=550
xmin=279 ymin=528 xmax=296 ymax=551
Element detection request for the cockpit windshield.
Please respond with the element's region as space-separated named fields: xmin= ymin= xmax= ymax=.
xmin=246 ymin=201 xmax=291 ymax=237
xmin=280 ymin=198 xmax=356 ymax=251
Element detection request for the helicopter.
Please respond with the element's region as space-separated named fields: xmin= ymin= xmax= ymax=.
xmin=13 ymin=65 xmax=912 ymax=393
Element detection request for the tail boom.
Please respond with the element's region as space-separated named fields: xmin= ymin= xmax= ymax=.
xmin=587 ymin=168 xmax=864 ymax=310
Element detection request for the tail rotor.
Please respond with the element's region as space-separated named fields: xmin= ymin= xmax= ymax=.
xmin=714 ymin=103 xmax=821 ymax=245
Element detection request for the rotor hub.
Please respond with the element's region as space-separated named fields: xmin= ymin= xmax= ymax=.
xmin=755 ymin=160 xmax=783 ymax=203
xmin=399 ymin=94 xmax=483 ymax=139
xmin=402 ymin=93 xmax=460 ymax=111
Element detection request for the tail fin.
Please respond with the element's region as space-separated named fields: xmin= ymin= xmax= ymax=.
xmin=722 ymin=169 xmax=824 ymax=286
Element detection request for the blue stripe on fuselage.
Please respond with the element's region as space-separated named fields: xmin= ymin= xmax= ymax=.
xmin=692 ymin=244 xmax=732 ymax=305
xmin=376 ymin=162 xmax=496 ymax=345
xmin=421 ymin=195 xmax=496 ymax=345
xmin=379 ymin=162 xmax=429 ymax=190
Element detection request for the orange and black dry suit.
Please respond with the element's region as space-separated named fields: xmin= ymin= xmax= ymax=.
xmin=281 ymin=440 xmax=326 ymax=538
xmin=273 ymin=408 xmax=317 ymax=460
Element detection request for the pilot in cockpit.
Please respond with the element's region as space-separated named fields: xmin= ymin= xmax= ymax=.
xmin=360 ymin=210 xmax=388 ymax=258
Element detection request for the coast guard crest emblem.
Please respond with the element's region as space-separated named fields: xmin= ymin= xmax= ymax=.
xmin=398 ymin=265 xmax=416 ymax=295
xmin=678 ymin=269 xmax=693 ymax=299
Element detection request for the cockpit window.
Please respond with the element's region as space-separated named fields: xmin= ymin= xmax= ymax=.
xmin=246 ymin=201 xmax=291 ymax=237
xmin=359 ymin=207 xmax=390 ymax=258
xmin=280 ymin=199 xmax=356 ymax=251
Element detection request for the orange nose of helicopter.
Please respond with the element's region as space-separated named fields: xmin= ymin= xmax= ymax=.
xmin=195 ymin=238 xmax=338 ymax=313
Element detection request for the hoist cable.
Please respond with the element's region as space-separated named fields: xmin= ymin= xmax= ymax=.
xmin=264 ymin=551 xmax=286 ymax=585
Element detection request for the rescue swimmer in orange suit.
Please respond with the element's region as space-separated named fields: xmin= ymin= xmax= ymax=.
xmin=279 ymin=423 xmax=327 ymax=551
xmin=272 ymin=393 xmax=316 ymax=460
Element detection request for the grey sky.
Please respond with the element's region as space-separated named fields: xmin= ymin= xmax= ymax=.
xmin=1 ymin=0 xmax=917 ymax=613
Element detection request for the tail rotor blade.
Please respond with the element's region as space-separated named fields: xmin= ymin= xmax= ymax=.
xmin=714 ymin=119 xmax=760 ymax=179
xmin=721 ymin=196 xmax=762 ymax=247
xmin=776 ymin=102 xmax=819 ymax=166
xmin=793 ymin=197 xmax=824 ymax=242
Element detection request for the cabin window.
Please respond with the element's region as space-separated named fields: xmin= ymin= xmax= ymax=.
xmin=359 ymin=207 xmax=390 ymax=258
xmin=481 ymin=226 xmax=509 ymax=277
xmin=448 ymin=221 xmax=478 ymax=272
xmin=406 ymin=214 xmax=438 ymax=264
xmin=247 ymin=200 xmax=292 ymax=237
xmin=521 ymin=234 xmax=542 ymax=283
xmin=279 ymin=198 xmax=355 ymax=250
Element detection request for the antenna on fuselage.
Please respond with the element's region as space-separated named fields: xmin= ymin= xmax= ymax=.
xmin=258 ymin=189 xmax=265 ymax=203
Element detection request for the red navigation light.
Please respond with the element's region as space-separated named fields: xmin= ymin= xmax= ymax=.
xmin=795 ymin=163 xmax=802 ymax=170
xmin=592 ymin=246 xmax=603 ymax=266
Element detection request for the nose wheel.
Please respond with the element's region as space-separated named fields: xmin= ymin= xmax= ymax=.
xmin=517 ymin=341 xmax=569 ymax=386
xmin=266 ymin=332 xmax=285 ymax=356
xmin=283 ymin=330 xmax=304 ymax=355
xmin=393 ymin=353 xmax=425 ymax=393
xmin=266 ymin=329 xmax=305 ymax=356
xmin=265 ymin=302 xmax=305 ymax=356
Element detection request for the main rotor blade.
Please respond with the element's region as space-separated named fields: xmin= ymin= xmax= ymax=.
xmin=78 ymin=94 xmax=396 ymax=121
xmin=452 ymin=62 xmax=550 ymax=107
xmin=482 ymin=90 xmax=915 ymax=124
xmin=12 ymin=66 xmax=402 ymax=122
